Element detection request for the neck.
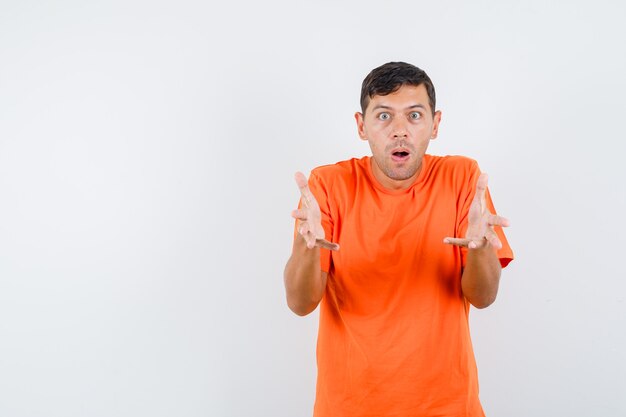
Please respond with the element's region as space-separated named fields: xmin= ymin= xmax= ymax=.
xmin=370 ymin=158 xmax=422 ymax=190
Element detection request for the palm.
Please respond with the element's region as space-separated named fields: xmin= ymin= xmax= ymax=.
xmin=444 ymin=173 xmax=509 ymax=249
xmin=292 ymin=172 xmax=340 ymax=251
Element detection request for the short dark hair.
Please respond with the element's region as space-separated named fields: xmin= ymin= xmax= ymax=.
xmin=360 ymin=62 xmax=436 ymax=116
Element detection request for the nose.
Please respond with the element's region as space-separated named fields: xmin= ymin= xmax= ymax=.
xmin=391 ymin=117 xmax=408 ymax=138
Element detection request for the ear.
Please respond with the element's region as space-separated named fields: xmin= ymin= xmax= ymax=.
xmin=355 ymin=112 xmax=367 ymax=140
xmin=430 ymin=110 xmax=442 ymax=139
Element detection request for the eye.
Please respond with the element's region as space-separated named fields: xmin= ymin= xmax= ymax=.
xmin=377 ymin=112 xmax=390 ymax=121
xmin=409 ymin=112 xmax=421 ymax=120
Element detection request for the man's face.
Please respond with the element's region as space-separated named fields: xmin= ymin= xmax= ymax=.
xmin=355 ymin=84 xmax=442 ymax=190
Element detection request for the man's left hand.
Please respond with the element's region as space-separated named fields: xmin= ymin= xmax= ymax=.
xmin=443 ymin=173 xmax=510 ymax=249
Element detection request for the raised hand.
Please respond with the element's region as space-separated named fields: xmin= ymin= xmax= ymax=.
xmin=444 ymin=173 xmax=510 ymax=249
xmin=292 ymin=172 xmax=340 ymax=251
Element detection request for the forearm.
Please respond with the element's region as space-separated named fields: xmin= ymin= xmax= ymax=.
xmin=461 ymin=242 xmax=502 ymax=309
xmin=284 ymin=235 xmax=326 ymax=316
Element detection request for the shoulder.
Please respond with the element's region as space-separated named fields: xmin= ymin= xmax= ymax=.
xmin=310 ymin=157 xmax=368 ymax=187
xmin=426 ymin=154 xmax=479 ymax=172
xmin=423 ymin=154 xmax=481 ymax=192
xmin=306 ymin=157 xmax=369 ymax=204
xmin=311 ymin=157 xmax=366 ymax=176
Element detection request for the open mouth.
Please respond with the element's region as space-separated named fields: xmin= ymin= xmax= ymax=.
xmin=391 ymin=150 xmax=410 ymax=161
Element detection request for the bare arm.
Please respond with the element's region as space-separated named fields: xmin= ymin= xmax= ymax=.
xmin=284 ymin=237 xmax=328 ymax=316
xmin=284 ymin=172 xmax=339 ymax=316
xmin=461 ymin=243 xmax=502 ymax=308
xmin=444 ymin=173 xmax=509 ymax=309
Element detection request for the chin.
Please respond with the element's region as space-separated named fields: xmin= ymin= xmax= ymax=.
xmin=386 ymin=168 xmax=418 ymax=181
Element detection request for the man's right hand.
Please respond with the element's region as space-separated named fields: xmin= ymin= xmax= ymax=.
xmin=292 ymin=172 xmax=340 ymax=251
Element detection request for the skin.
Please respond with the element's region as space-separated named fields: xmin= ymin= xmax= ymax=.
xmin=445 ymin=172 xmax=510 ymax=308
xmin=283 ymin=173 xmax=336 ymax=316
xmin=355 ymin=84 xmax=442 ymax=190
xmin=284 ymin=84 xmax=510 ymax=314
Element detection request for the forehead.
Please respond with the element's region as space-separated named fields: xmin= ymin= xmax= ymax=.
xmin=367 ymin=84 xmax=430 ymax=112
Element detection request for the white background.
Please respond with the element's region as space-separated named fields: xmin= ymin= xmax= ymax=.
xmin=1 ymin=0 xmax=625 ymax=416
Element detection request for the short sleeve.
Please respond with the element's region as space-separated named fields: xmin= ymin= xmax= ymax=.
xmin=292 ymin=170 xmax=334 ymax=273
xmin=457 ymin=166 xmax=514 ymax=268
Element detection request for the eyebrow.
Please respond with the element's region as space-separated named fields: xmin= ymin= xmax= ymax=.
xmin=372 ymin=104 xmax=427 ymax=111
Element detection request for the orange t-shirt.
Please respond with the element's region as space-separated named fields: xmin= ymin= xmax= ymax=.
xmin=305 ymin=154 xmax=513 ymax=417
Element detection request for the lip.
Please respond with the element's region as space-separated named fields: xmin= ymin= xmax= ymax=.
xmin=391 ymin=147 xmax=411 ymax=162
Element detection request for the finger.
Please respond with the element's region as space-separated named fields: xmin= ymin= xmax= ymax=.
xmin=488 ymin=214 xmax=510 ymax=228
xmin=294 ymin=171 xmax=308 ymax=189
xmin=291 ymin=209 xmax=308 ymax=221
xmin=294 ymin=171 xmax=315 ymax=208
xmin=299 ymin=223 xmax=320 ymax=249
xmin=471 ymin=173 xmax=488 ymax=209
xmin=299 ymin=222 xmax=310 ymax=237
xmin=304 ymin=231 xmax=317 ymax=249
xmin=443 ymin=237 xmax=471 ymax=247
xmin=485 ymin=229 xmax=503 ymax=250
xmin=476 ymin=172 xmax=488 ymax=192
xmin=316 ymin=238 xmax=340 ymax=251
xmin=468 ymin=239 xmax=485 ymax=249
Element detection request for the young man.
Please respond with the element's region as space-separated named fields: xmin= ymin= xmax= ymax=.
xmin=284 ymin=62 xmax=514 ymax=417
